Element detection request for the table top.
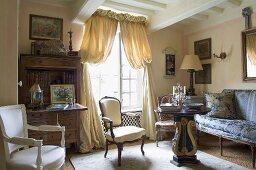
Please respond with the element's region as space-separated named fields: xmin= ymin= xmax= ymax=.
xmin=154 ymin=106 xmax=211 ymax=116
xmin=27 ymin=103 xmax=88 ymax=113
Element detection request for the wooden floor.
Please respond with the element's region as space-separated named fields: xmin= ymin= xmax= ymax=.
xmin=64 ymin=133 xmax=252 ymax=169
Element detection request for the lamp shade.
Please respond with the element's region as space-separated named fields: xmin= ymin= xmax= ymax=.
xmin=180 ymin=55 xmax=203 ymax=71
xmin=29 ymin=83 xmax=42 ymax=92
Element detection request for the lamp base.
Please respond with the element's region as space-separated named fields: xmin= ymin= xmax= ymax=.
xmin=187 ymin=88 xmax=196 ymax=96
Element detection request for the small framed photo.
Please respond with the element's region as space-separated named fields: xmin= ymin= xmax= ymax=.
xmin=195 ymin=64 xmax=212 ymax=84
xmin=50 ymin=84 xmax=75 ymax=104
xmin=194 ymin=38 xmax=211 ymax=60
xmin=29 ymin=14 xmax=63 ymax=40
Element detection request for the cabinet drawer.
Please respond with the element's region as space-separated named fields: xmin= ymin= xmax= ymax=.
xmin=27 ymin=113 xmax=57 ymax=125
xmin=58 ymin=112 xmax=78 ymax=128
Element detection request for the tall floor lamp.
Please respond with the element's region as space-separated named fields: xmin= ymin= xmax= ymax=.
xmin=180 ymin=55 xmax=203 ymax=96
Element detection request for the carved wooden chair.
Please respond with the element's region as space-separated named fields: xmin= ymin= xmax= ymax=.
xmin=0 ymin=104 xmax=65 ymax=170
xmin=99 ymin=96 xmax=146 ymax=166
xmin=155 ymin=94 xmax=176 ymax=147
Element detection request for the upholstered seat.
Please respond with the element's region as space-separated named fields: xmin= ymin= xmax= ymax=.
xmin=99 ymin=96 xmax=146 ymax=166
xmin=0 ymin=104 xmax=65 ymax=170
xmin=7 ymin=145 xmax=65 ymax=170
xmin=155 ymin=120 xmax=175 ymax=129
xmin=105 ymin=126 xmax=145 ymax=143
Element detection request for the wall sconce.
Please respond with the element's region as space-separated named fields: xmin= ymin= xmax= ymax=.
xmin=213 ymin=52 xmax=227 ymax=61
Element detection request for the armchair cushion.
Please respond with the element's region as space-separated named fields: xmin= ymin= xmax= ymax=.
xmin=105 ymin=126 xmax=145 ymax=143
xmin=7 ymin=145 xmax=65 ymax=170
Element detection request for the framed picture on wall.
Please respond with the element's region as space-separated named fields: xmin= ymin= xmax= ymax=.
xmin=162 ymin=47 xmax=176 ymax=78
xmin=195 ymin=64 xmax=212 ymax=84
xmin=194 ymin=38 xmax=211 ymax=60
xmin=165 ymin=54 xmax=175 ymax=76
xmin=29 ymin=14 xmax=63 ymax=40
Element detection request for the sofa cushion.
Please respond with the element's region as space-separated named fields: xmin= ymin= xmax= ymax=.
xmin=235 ymin=90 xmax=256 ymax=122
xmin=195 ymin=114 xmax=256 ymax=142
xmin=204 ymin=92 xmax=237 ymax=118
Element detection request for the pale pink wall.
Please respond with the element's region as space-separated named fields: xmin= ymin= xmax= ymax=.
xmin=185 ymin=13 xmax=256 ymax=94
xmin=0 ymin=0 xmax=19 ymax=168
xmin=149 ymin=26 xmax=186 ymax=96
xmin=0 ymin=0 xmax=19 ymax=106
xmin=19 ymin=0 xmax=84 ymax=54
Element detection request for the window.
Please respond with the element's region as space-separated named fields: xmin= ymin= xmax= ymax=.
xmin=89 ymin=34 xmax=143 ymax=110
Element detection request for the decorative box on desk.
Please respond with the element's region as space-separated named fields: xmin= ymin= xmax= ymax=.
xmin=26 ymin=103 xmax=87 ymax=151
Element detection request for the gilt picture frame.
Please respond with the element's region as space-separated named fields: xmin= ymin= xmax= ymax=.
xmin=29 ymin=14 xmax=63 ymax=40
xmin=50 ymin=84 xmax=75 ymax=104
xmin=194 ymin=38 xmax=211 ymax=60
xmin=195 ymin=64 xmax=212 ymax=84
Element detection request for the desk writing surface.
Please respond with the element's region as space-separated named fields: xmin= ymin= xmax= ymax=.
xmin=27 ymin=103 xmax=87 ymax=113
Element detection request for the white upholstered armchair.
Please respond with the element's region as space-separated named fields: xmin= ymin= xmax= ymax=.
xmin=0 ymin=104 xmax=65 ymax=170
xmin=99 ymin=96 xmax=146 ymax=166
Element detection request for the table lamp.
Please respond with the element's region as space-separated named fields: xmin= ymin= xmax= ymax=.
xmin=180 ymin=55 xmax=203 ymax=96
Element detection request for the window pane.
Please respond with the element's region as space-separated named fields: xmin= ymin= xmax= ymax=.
xmin=131 ymin=93 xmax=137 ymax=106
xmin=130 ymin=80 xmax=136 ymax=92
xmin=122 ymin=80 xmax=129 ymax=93
xmin=122 ymin=66 xmax=130 ymax=79
xmin=130 ymin=69 xmax=137 ymax=78
xmin=122 ymin=93 xmax=130 ymax=107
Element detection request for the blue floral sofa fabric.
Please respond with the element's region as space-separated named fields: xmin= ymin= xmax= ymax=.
xmin=195 ymin=89 xmax=256 ymax=144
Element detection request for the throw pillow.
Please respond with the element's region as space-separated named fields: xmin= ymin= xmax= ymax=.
xmin=204 ymin=92 xmax=237 ymax=118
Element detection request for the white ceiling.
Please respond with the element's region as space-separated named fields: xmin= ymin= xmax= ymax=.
xmin=28 ymin=0 xmax=253 ymax=33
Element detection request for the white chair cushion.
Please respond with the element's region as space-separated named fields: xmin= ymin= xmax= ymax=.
xmin=7 ymin=145 xmax=65 ymax=170
xmin=105 ymin=126 xmax=145 ymax=143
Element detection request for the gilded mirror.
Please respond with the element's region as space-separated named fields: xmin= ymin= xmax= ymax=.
xmin=242 ymin=27 xmax=256 ymax=80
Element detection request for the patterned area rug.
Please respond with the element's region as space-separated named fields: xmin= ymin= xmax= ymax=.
xmin=70 ymin=141 xmax=248 ymax=170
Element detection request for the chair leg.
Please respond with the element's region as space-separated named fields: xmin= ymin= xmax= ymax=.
xmin=196 ymin=129 xmax=200 ymax=146
xmin=219 ymin=137 xmax=223 ymax=156
xmin=104 ymin=140 xmax=109 ymax=158
xmin=251 ymin=145 xmax=255 ymax=168
xmin=117 ymin=143 xmax=123 ymax=166
xmin=61 ymin=162 xmax=65 ymax=170
xmin=156 ymin=129 xmax=159 ymax=147
xmin=141 ymin=135 xmax=146 ymax=155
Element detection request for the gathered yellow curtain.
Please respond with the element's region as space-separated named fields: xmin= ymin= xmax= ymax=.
xmin=120 ymin=19 xmax=152 ymax=69
xmin=246 ymin=34 xmax=256 ymax=65
xmin=142 ymin=64 xmax=158 ymax=139
xmin=79 ymin=11 xmax=118 ymax=153
xmin=80 ymin=11 xmax=118 ymax=64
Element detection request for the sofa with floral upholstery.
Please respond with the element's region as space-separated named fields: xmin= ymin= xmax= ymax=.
xmin=194 ymin=89 xmax=256 ymax=168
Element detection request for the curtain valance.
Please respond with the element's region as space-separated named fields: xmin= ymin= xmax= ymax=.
xmin=93 ymin=9 xmax=148 ymax=25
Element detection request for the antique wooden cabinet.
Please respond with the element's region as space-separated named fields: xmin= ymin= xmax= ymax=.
xmin=19 ymin=54 xmax=84 ymax=150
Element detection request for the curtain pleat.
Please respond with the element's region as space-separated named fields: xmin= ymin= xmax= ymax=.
xmin=120 ymin=21 xmax=152 ymax=69
xmin=141 ymin=64 xmax=158 ymax=139
xmin=80 ymin=63 xmax=105 ymax=153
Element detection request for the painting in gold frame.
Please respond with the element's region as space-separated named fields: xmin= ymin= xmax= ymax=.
xmin=50 ymin=84 xmax=75 ymax=104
